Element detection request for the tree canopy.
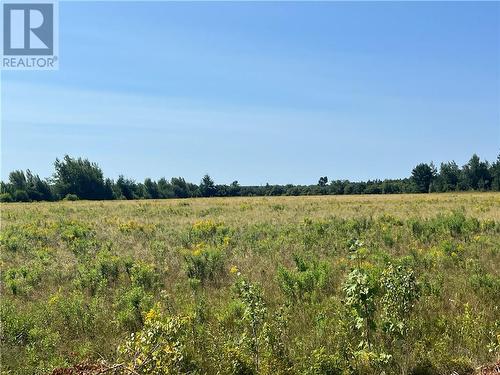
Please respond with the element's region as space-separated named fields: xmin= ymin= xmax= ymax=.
xmin=1 ymin=153 xmax=499 ymax=202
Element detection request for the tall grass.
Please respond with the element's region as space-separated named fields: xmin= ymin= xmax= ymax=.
xmin=1 ymin=193 xmax=499 ymax=374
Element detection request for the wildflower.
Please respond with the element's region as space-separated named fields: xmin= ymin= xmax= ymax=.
xmin=48 ymin=294 xmax=60 ymax=305
xmin=192 ymin=242 xmax=205 ymax=256
xmin=145 ymin=308 xmax=158 ymax=322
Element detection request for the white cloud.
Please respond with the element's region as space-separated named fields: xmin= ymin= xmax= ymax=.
xmin=2 ymin=81 xmax=350 ymax=135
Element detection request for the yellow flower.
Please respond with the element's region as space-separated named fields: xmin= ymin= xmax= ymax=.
xmin=145 ymin=308 xmax=158 ymax=322
xmin=48 ymin=294 xmax=60 ymax=305
xmin=192 ymin=242 xmax=205 ymax=256
xmin=163 ymin=344 xmax=175 ymax=354
xmin=230 ymin=265 xmax=239 ymax=274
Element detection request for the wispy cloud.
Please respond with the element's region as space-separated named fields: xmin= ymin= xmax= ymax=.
xmin=2 ymin=81 xmax=350 ymax=134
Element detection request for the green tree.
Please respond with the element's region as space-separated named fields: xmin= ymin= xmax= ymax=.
xmin=157 ymin=177 xmax=175 ymax=198
xmin=144 ymin=178 xmax=160 ymax=199
xmin=53 ymin=156 xmax=112 ymax=200
xmin=25 ymin=170 xmax=53 ymax=201
xmin=229 ymin=180 xmax=241 ymax=196
xmin=116 ymin=176 xmax=137 ymax=200
xmin=490 ymin=154 xmax=500 ymax=191
xmin=8 ymin=170 xmax=53 ymax=201
xmin=438 ymin=161 xmax=460 ymax=192
xmin=411 ymin=163 xmax=436 ymax=193
xmin=318 ymin=176 xmax=328 ymax=186
xmin=462 ymin=154 xmax=491 ymax=190
xmin=8 ymin=170 xmax=27 ymax=191
xmin=200 ymin=174 xmax=216 ymax=197
xmin=171 ymin=177 xmax=190 ymax=198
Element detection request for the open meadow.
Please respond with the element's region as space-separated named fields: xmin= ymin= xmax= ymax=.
xmin=1 ymin=193 xmax=499 ymax=374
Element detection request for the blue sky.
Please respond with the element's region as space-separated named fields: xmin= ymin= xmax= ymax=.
xmin=1 ymin=1 xmax=499 ymax=184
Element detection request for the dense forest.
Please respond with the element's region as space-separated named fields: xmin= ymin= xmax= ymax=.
xmin=1 ymin=153 xmax=499 ymax=202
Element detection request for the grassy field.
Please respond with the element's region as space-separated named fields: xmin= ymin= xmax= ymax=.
xmin=1 ymin=193 xmax=499 ymax=374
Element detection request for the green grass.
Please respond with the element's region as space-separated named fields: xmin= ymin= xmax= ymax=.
xmin=1 ymin=193 xmax=499 ymax=374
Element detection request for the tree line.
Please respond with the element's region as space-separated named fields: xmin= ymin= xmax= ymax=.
xmin=1 ymin=153 xmax=499 ymax=202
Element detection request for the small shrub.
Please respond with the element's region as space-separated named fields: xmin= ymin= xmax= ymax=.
xmin=184 ymin=243 xmax=225 ymax=285
xmin=410 ymin=360 xmax=438 ymax=375
xmin=0 ymin=301 xmax=33 ymax=346
xmin=278 ymin=255 xmax=330 ymax=303
xmin=96 ymin=249 xmax=121 ymax=282
xmin=224 ymin=347 xmax=255 ymax=375
xmin=442 ymin=211 xmax=479 ymax=239
xmin=470 ymin=272 xmax=500 ymax=300
xmin=60 ymin=221 xmax=94 ymax=242
xmin=218 ymin=300 xmax=245 ymax=329
xmin=76 ymin=248 xmax=122 ymax=294
xmin=119 ymin=312 xmax=198 ymax=374
xmin=380 ymin=264 xmax=420 ymax=339
xmin=130 ymin=262 xmax=159 ymax=291
xmin=4 ymin=265 xmax=42 ymax=296
xmin=0 ymin=227 xmax=29 ymax=252
xmin=60 ymin=220 xmax=95 ymax=256
xmin=305 ymin=347 xmax=342 ymax=375
xmin=116 ymin=286 xmax=153 ymax=332
xmin=187 ymin=220 xmax=230 ymax=246
xmin=234 ymin=277 xmax=267 ymax=373
xmin=343 ymin=268 xmax=377 ymax=349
